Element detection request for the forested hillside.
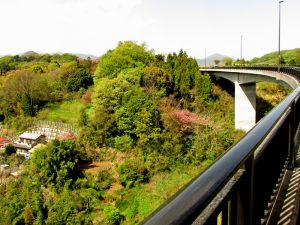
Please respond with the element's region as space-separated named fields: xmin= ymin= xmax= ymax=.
xmin=251 ymin=48 xmax=300 ymax=65
xmin=0 ymin=42 xmax=246 ymax=224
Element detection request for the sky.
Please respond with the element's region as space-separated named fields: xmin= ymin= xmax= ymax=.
xmin=0 ymin=0 xmax=299 ymax=60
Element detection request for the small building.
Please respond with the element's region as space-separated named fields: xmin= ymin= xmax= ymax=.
xmin=0 ymin=137 xmax=12 ymax=151
xmin=13 ymin=132 xmax=46 ymax=153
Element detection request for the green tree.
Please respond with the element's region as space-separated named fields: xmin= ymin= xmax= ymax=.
xmin=115 ymin=88 xmax=161 ymax=148
xmin=0 ymin=70 xmax=54 ymax=116
xmin=114 ymin=135 xmax=134 ymax=151
xmin=195 ymin=72 xmax=213 ymax=101
xmin=214 ymin=59 xmax=220 ymax=65
xmin=50 ymin=53 xmax=77 ymax=63
xmin=288 ymin=59 xmax=297 ymax=65
xmin=30 ymin=139 xmax=79 ymax=187
xmin=117 ymin=67 xmax=143 ymax=85
xmin=45 ymin=187 xmax=97 ymax=224
xmin=0 ymin=56 xmax=14 ymax=75
xmin=163 ymin=50 xmax=199 ymax=100
xmin=31 ymin=64 xmax=46 ymax=74
xmin=64 ymin=68 xmax=93 ymax=92
xmin=92 ymin=77 xmax=132 ymax=114
xmin=21 ymin=94 xmax=33 ymax=116
xmin=78 ymin=108 xmax=88 ymax=126
xmin=94 ymin=41 xmax=154 ymax=79
xmin=222 ymin=57 xmax=233 ymax=66
xmin=141 ymin=66 xmax=173 ymax=95
xmin=280 ymin=55 xmax=286 ymax=64
xmin=61 ymin=53 xmax=78 ymax=62
xmin=38 ymin=54 xmax=52 ymax=63
xmin=59 ymin=61 xmax=78 ymax=79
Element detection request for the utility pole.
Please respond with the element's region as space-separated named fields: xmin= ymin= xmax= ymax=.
xmin=278 ymin=0 xmax=284 ymax=72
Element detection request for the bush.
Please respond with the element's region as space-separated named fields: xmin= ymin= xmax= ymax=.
xmin=30 ymin=139 xmax=79 ymax=187
xmin=113 ymin=135 xmax=134 ymax=152
xmin=65 ymin=69 xmax=93 ymax=92
xmin=103 ymin=205 xmax=123 ymax=225
xmin=145 ymin=151 xmax=170 ymax=174
xmin=117 ymin=159 xmax=150 ymax=187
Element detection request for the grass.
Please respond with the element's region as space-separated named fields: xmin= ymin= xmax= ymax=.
xmin=36 ymin=100 xmax=85 ymax=126
xmin=256 ymin=82 xmax=289 ymax=119
xmin=119 ymin=160 xmax=213 ymax=224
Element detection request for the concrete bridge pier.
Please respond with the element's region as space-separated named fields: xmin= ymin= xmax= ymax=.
xmin=235 ymin=82 xmax=256 ymax=132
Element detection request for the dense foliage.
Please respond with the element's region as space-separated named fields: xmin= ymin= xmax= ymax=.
xmin=0 ymin=42 xmax=246 ymax=224
xmin=0 ymin=52 xmax=95 ymax=126
xmin=30 ymin=139 xmax=79 ymax=186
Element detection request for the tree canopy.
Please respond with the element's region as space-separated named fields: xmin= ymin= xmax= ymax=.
xmin=30 ymin=139 xmax=79 ymax=187
xmin=94 ymin=41 xmax=154 ymax=79
xmin=0 ymin=42 xmax=247 ymax=225
xmin=251 ymin=48 xmax=300 ymax=65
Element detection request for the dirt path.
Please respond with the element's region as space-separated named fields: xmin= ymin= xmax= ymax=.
xmin=78 ymin=161 xmax=113 ymax=174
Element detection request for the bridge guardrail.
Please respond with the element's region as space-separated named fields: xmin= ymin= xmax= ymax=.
xmin=141 ymin=67 xmax=300 ymax=225
xmin=201 ymin=66 xmax=300 ymax=81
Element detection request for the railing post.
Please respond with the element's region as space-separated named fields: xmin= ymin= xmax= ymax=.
xmin=229 ymin=156 xmax=254 ymax=225
xmin=222 ymin=203 xmax=229 ymax=225
xmin=241 ymin=154 xmax=254 ymax=225
xmin=288 ymin=102 xmax=296 ymax=170
xmin=230 ymin=192 xmax=238 ymax=225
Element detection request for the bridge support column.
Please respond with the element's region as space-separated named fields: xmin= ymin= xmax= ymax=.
xmin=235 ymin=82 xmax=256 ymax=132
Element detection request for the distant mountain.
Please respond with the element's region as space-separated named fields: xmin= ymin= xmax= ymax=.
xmin=74 ymin=53 xmax=98 ymax=60
xmin=250 ymin=48 xmax=300 ymax=65
xmin=197 ymin=53 xmax=233 ymax=66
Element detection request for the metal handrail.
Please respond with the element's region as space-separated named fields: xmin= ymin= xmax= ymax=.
xmin=201 ymin=66 xmax=300 ymax=81
xmin=142 ymin=67 xmax=300 ymax=225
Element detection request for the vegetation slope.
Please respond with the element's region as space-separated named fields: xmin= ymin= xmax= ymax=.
xmin=0 ymin=42 xmax=289 ymax=224
xmin=251 ymin=48 xmax=300 ymax=65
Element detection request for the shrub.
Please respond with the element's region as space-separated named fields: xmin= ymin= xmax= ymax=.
xmin=103 ymin=205 xmax=123 ymax=225
xmin=113 ymin=135 xmax=134 ymax=152
xmin=117 ymin=159 xmax=150 ymax=187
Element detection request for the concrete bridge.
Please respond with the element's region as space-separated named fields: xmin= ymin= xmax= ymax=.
xmin=201 ymin=67 xmax=299 ymax=132
xmin=142 ymin=66 xmax=300 ymax=225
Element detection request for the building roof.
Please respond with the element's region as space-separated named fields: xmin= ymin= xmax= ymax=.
xmin=19 ymin=132 xmax=43 ymax=140
xmin=0 ymin=137 xmax=11 ymax=145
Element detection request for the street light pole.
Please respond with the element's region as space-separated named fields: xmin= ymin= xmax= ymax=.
xmin=278 ymin=0 xmax=284 ymax=72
